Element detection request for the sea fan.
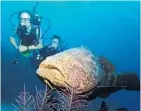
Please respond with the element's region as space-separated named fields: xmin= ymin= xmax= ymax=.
xmin=55 ymin=87 xmax=89 ymax=111
xmin=12 ymin=84 xmax=89 ymax=111
xmin=34 ymin=85 xmax=65 ymax=111
xmin=11 ymin=84 xmax=35 ymax=111
xmin=34 ymin=85 xmax=51 ymax=111
xmin=33 ymin=86 xmax=90 ymax=111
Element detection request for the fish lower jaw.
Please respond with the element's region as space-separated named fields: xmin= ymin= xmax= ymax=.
xmin=36 ymin=68 xmax=46 ymax=78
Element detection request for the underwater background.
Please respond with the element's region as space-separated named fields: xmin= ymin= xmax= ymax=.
xmin=1 ymin=1 xmax=140 ymax=111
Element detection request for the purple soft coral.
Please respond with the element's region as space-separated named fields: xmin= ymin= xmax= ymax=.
xmin=11 ymin=84 xmax=35 ymax=111
xmin=55 ymin=87 xmax=89 ymax=111
xmin=12 ymin=85 xmax=89 ymax=111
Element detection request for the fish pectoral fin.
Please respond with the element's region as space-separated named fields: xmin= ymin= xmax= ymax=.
xmin=9 ymin=37 xmax=18 ymax=49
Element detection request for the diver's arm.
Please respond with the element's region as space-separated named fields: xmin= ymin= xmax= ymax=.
xmin=28 ymin=41 xmax=42 ymax=50
xmin=10 ymin=26 xmax=23 ymax=50
xmin=9 ymin=37 xmax=19 ymax=49
xmin=9 ymin=32 xmax=21 ymax=49
xmin=18 ymin=41 xmax=42 ymax=53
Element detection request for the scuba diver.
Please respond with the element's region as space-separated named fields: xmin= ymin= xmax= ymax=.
xmin=10 ymin=11 xmax=42 ymax=53
xmin=30 ymin=35 xmax=65 ymax=69
xmin=9 ymin=2 xmax=51 ymax=65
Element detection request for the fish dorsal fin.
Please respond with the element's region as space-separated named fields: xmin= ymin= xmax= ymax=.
xmin=98 ymin=56 xmax=115 ymax=75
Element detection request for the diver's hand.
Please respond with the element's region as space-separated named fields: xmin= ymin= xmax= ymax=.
xmin=28 ymin=42 xmax=42 ymax=50
xmin=19 ymin=45 xmax=28 ymax=52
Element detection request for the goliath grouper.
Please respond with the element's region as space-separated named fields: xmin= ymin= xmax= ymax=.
xmin=36 ymin=47 xmax=140 ymax=100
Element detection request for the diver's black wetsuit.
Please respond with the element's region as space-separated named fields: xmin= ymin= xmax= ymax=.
xmin=16 ymin=25 xmax=40 ymax=46
xmin=39 ymin=45 xmax=60 ymax=59
xmin=30 ymin=44 xmax=61 ymax=69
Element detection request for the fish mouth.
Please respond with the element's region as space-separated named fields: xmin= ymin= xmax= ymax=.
xmin=38 ymin=64 xmax=65 ymax=89
xmin=41 ymin=64 xmax=65 ymax=78
xmin=39 ymin=64 xmax=72 ymax=89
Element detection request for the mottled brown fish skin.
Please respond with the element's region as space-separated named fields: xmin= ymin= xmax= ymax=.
xmin=37 ymin=47 xmax=100 ymax=94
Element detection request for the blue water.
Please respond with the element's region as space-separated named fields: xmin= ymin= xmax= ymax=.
xmin=1 ymin=1 xmax=140 ymax=111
